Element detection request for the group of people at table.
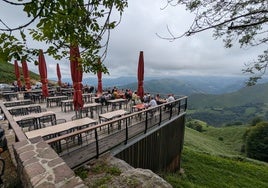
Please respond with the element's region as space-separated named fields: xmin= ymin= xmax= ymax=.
xmin=96 ymin=86 xmax=175 ymax=110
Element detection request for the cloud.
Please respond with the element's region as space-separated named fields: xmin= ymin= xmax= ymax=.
xmin=1 ymin=0 xmax=265 ymax=79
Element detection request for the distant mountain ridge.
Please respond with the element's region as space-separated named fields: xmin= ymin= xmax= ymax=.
xmin=61 ymin=75 xmax=268 ymax=95
xmin=189 ymin=82 xmax=268 ymax=108
xmin=2 ymin=61 xmax=267 ymax=95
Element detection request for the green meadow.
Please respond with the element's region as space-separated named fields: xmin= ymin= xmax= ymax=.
xmin=162 ymin=126 xmax=268 ymax=188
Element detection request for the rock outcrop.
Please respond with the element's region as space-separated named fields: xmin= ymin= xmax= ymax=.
xmin=84 ymin=153 xmax=172 ymax=188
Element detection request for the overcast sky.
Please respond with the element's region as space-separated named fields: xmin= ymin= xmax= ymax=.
xmin=1 ymin=0 xmax=266 ymax=79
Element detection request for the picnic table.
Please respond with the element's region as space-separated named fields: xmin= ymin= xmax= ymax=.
xmin=82 ymin=93 xmax=94 ymax=103
xmin=7 ymin=104 xmax=41 ymax=116
xmin=91 ymin=96 xmax=100 ymax=103
xmin=99 ymin=109 xmax=128 ymax=122
xmin=61 ymin=99 xmax=73 ymax=112
xmin=132 ymin=103 xmax=147 ymax=120
xmin=82 ymin=103 xmax=102 ymax=118
xmin=2 ymin=92 xmax=18 ymax=101
xmin=3 ymin=99 xmax=32 ymax=107
xmin=46 ymin=95 xmax=68 ymax=107
xmin=99 ymin=109 xmax=129 ymax=133
xmin=14 ymin=111 xmax=56 ymax=130
xmin=106 ymin=98 xmax=127 ymax=111
xmin=25 ymin=117 xmax=97 ymax=139
xmin=132 ymin=103 xmax=146 ymax=111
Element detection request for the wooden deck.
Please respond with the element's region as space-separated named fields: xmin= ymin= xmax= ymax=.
xmin=51 ymin=109 xmax=182 ymax=168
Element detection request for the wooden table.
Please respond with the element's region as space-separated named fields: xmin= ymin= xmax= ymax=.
xmin=14 ymin=111 xmax=55 ymax=122
xmin=99 ymin=109 xmax=128 ymax=133
xmin=46 ymin=95 xmax=68 ymax=107
xmin=3 ymin=99 xmax=32 ymax=107
xmin=14 ymin=111 xmax=56 ymax=129
xmin=61 ymin=99 xmax=73 ymax=112
xmin=91 ymin=96 xmax=100 ymax=103
xmin=82 ymin=103 xmax=102 ymax=118
xmin=7 ymin=104 xmax=41 ymax=116
xmin=82 ymin=93 xmax=94 ymax=103
xmin=106 ymin=98 xmax=127 ymax=111
xmin=132 ymin=103 xmax=146 ymax=111
xmin=25 ymin=117 xmax=97 ymax=139
xmin=132 ymin=103 xmax=147 ymax=120
xmin=2 ymin=92 xmax=18 ymax=101
xmin=26 ymin=90 xmax=43 ymax=103
xmin=99 ymin=109 xmax=128 ymax=122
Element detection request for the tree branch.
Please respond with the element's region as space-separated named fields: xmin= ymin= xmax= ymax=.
xmin=0 ymin=0 xmax=47 ymax=32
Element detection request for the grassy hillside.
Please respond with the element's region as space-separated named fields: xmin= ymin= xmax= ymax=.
xmin=189 ymin=83 xmax=268 ymax=108
xmin=0 ymin=61 xmax=42 ymax=84
xmin=162 ymin=126 xmax=268 ymax=188
xmin=187 ymin=83 xmax=268 ymax=126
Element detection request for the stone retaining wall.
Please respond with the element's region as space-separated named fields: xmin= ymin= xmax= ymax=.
xmin=13 ymin=137 xmax=86 ymax=188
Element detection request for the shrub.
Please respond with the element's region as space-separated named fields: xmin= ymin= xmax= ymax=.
xmin=245 ymin=121 xmax=268 ymax=162
xmin=250 ymin=116 xmax=263 ymax=126
xmin=186 ymin=120 xmax=203 ymax=132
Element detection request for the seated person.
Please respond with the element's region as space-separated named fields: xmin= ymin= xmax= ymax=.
xmin=89 ymin=86 xmax=94 ymax=93
xmin=143 ymin=93 xmax=150 ymax=103
xmin=112 ymin=89 xmax=119 ymax=99
xmin=167 ymin=94 xmax=175 ymax=102
xmin=132 ymin=91 xmax=138 ymax=104
xmin=134 ymin=96 xmax=142 ymax=105
xmin=148 ymin=96 xmax=157 ymax=108
xmin=155 ymin=94 xmax=166 ymax=105
xmin=100 ymin=91 xmax=112 ymax=105
xmin=146 ymin=96 xmax=158 ymax=117
xmin=165 ymin=94 xmax=175 ymax=111
xmin=125 ymin=89 xmax=132 ymax=101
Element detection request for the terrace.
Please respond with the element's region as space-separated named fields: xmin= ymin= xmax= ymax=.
xmin=0 ymin=88 xmax=187 ymax=186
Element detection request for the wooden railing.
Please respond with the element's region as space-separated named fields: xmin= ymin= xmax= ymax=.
xmin=0 ymin=102 xmax=27 ymax=142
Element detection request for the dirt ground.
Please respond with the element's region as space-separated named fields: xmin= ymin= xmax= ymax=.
xmin=0 ymin=150 xmax=20 ymax=188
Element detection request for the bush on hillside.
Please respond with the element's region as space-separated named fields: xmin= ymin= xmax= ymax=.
xmin=245 ymin=121 xmax=268 ymax=162
xmin=249 ymin=116 xmax=263 ymax=126
xmin=186 ymin=120 xmax=203 ymax=132
xmin=225 ymin=121 xmax=243 ymax=126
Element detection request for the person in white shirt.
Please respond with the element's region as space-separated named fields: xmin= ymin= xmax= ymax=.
xmin=167 ymin=94 xmax=175 ymax=103
xmin=148 ymin=96 xmax=157 ymax=107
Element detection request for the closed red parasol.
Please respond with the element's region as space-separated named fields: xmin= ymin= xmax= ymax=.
xmin=56 ymin=63 xmax=62 ymax=87
xmin=14 ymin=60 xmax=22 ymax=89
xmin=70 ymin=45 xmax=84 ymax=111
xmin=97 ymin=58 xmax=103 ymax=95
xmin=21 ymin=60 xmax=31 ymax=90
xmin=38 ymin=49 xmax=49 ymax=97
xmin=137 ymin=51 xmax=144 ymax=98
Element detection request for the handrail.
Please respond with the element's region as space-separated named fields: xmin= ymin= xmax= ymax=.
xmin=0 ymin=102 xmax=27 ymax=142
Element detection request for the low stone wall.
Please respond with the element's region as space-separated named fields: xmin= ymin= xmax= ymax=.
xmin=13 ymin=137 xmax=86 ymax=188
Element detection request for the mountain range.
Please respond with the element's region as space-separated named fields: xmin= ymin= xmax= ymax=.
xmin=61 ymin=75 xmax=268 ymax=95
